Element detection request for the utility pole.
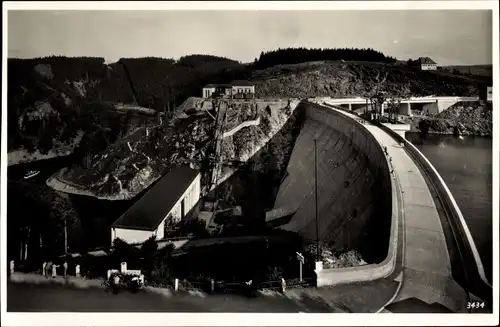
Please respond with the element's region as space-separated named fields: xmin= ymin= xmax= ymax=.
xmin=314 ymin=139 xmax=320 ymax=261
xmin=64 ymin=219 xmax=68 ymax=254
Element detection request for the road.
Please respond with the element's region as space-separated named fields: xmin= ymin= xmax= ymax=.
xmin=6 ymin=276 xmax=346 ymax=313
xmin=6 ymin=272 xmax=398 ymax=313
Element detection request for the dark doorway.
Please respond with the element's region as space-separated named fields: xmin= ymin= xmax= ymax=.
xmin=181 ymin=199 xmax=185 ymax=219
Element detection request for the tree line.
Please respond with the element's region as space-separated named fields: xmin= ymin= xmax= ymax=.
xmin=252 ymin=47 xmax=397 ymax=69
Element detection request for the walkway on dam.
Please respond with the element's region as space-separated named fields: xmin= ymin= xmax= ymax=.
xmin=335 ymin=109 xmax=469 ymax=313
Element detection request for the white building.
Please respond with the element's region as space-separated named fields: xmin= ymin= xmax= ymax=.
xmin=417 ymin=57 xmax=437 ymax=70
xmin=111 ymin=167 xmax=201 ymax=245
xmin=231 ymin=80 xmax=255 ymax=95
xmin=202 ymin=80 xmax=255 ymax=99
xmin=202 ymin=84 xmax=218 ymax=98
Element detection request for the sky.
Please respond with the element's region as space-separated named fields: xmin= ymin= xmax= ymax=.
xmin=7 ymin=10 xmax=493 ymax=66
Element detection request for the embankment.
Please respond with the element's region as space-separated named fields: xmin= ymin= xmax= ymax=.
xmin=272 ymin=102 xmax=392 ymax=264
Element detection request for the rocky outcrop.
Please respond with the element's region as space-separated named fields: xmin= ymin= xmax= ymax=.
xmin=47 ymin=99 xmax=300 ymax=200
xmin=412 ymin=101 xmax=492 ymax=136
xmin=251 ymin=61 xmax=488 ymax=99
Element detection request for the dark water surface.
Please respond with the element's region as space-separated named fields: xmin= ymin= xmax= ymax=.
xmin=406 ymin=132 xmax=492 ymax=283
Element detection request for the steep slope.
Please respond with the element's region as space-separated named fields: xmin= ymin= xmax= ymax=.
xmin=47 ymin=99 xmax=300 ymax=200
xmin=7 ymin=57 xmax=145 ymax=164
xmin=251 ymin=61 xmax=488 ymax=99
xmin=7 ymin=55 xmax=249 ymax=163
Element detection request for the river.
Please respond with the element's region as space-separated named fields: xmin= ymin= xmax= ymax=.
xmin=406 ymin=132 xmax=493 ymax=283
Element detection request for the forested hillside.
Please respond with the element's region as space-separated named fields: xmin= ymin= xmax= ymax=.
xmin=118 ymin=55 xmax=249 ymax=111
xmin=252 ymin=47 xmax=396 ymax=69
xmin=7 ymin=55 xmax=248 ymax=159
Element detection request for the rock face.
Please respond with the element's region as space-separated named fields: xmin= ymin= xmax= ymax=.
xmin=251 ymin=61 xmax=488 ymax=99
xmin=414 ymin=101 xmax=492 ymax=136
xmin=48 ymin=99 xmax=300 ymax=200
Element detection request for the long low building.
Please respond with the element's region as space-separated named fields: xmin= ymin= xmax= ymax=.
xmin=111 ymin=167 xmax=201 ymax=245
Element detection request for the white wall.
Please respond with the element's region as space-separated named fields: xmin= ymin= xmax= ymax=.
xmin=421 ymin=64 xmax=437 ymax=71
xmin=232 ymin=86 xmax=255 ymax=94
xmin=203 ymin=87 xmax=215 ymax=98
xmin=111 ymin=228 xmax=155 ymax=245
xmin=437 ymin=99 xmax=459 ymax=113
xmin=156 ymin=220 xmax=165 ymax=240
xmin=163 ymin=173 xmax=201 ymax=224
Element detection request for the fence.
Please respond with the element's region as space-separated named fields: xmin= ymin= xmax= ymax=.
xmin=373 ymin=119 xmax=492 ymax=303
xmin=172 ymin=276 xmax=316 ymax=294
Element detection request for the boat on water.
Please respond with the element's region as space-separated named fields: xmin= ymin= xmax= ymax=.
xmin=23 ymin=170 xmax=40 ymax=180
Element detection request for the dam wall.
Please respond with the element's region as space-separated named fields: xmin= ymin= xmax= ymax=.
xmin=273 ymin=102 xmax=392 ymax=264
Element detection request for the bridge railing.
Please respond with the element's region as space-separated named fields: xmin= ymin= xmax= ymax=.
xmin=373 ymin=120 xmax=492 ymax=302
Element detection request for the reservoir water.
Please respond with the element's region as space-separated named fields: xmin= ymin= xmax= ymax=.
xmin=406 ymin=132 xmax=493 ymax=283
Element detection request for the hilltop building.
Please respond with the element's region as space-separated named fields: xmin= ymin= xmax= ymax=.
xmin=411 ymin=57 xmax=438 ymax=71
xmin=202 ymin=80 xmax=255 ymax=99
xmin=110 ymin=167 xmax=201 ymax=245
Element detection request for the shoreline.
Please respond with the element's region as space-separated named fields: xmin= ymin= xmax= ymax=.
xmin=8 ymin=133 xmax=83 ymax=166
xmin=46 ymin=172 xmax=138 ymax=201
xmin=8 ymin=147 xmax=75 ymax=167
xmin=407 ymin=129 xmax=492 ymax=138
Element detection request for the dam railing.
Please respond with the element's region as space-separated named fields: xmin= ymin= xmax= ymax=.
xmin=373 ymin=120 xmax=492 ymax=302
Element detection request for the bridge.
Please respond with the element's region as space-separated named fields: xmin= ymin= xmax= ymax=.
xmin=317 ymin=96 xmax=479 ymax=116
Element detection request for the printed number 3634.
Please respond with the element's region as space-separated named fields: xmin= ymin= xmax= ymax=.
xmin=467 ymin=302 xmax=485 ymax=309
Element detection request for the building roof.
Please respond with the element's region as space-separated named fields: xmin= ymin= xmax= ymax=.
xmin=203 ymin=80 xmax=254 ymax=89
xmin=112 ymin=167 xmax=199 ymax=231
xmin=230 ymin=80 xmax=254 ymax=87
xmin=418 ymin=57 xmax=437 ymax=65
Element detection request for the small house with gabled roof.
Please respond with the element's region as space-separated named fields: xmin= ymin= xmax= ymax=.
xmin=417 ymin=57 xmax=437 ymax=71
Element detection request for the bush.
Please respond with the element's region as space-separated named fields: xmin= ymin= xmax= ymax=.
xmin=150 ymin=243 xmax=174 ymax=286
